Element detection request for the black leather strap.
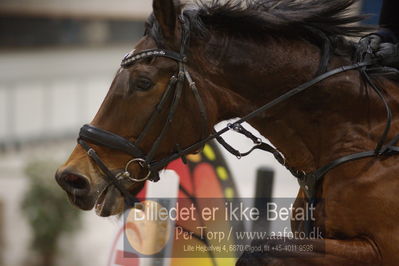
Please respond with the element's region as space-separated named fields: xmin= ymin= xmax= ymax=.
xmin=185 ymin=69 xmax=209 ymax=140
xmin=362 ymin=69 xmax=393 ymax=154
xmin=78 ymin=139 xmax=138 ymax=206
xmin=145 ymin=66 xmax=185 ymax=163
xmin=236 ymin=62 xmax=372 ymax=124
xmin=135 ymin=76 xmax=178 ymax=146
xmin=299 ymin=130 xmax=399 ymax=201
xmin=149 ymin=61 xmax=374 ymax=171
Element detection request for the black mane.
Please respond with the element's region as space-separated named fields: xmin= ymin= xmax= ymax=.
xmin=146 ymin=0 xmax=371 ymax=59
xmin=184 ymin=0 xmax=370 ymax=73
xmin=190 ymin=0 xmax=369 ymax=39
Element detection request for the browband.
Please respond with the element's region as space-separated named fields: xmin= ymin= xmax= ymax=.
xmin=121 ymin=49 xmax=185 ymax=68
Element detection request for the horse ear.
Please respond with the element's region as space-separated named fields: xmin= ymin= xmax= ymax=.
xmin=153 ymin=0 xmax=179 ymax=39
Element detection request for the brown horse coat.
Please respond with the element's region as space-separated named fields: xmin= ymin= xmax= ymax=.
xmin=56 ymin=0 xmax=399 ymax=264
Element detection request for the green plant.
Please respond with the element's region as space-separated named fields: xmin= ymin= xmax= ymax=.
xmin=21 ymin=160 xmax=82 ymax=266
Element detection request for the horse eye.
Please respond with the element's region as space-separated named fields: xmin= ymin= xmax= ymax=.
xmin=135 ymin=78 xmax=154 ymax=91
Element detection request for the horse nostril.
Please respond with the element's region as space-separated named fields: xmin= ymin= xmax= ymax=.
xmin=56 ymin=170 xmax=90 ymax=196
xmin=65 ymin=174 xmax=88 ymax=189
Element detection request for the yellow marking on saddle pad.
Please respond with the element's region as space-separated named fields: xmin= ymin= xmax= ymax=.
xmin=203 ymin=144 xmax=216 ymax=161
xmin=216 ymin=166 xmax=229 ymax=181
xmin=224 ymin=187 xmax=235 ymax=199
xmin=187 ymin=153 xmax=202 ymax=163
xmin=216 ymin=258 xmax=237 ymax=266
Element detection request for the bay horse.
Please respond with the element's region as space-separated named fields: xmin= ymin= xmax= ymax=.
xmin=56 ymin=0 xmax=399 ymax=264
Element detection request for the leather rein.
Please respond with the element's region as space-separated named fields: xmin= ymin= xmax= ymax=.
xmin=77 ymin=15 xmax=399 ymax=218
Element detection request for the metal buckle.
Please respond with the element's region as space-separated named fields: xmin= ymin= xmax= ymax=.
xmin=227 ymin=123 xmax=241 ymax=132
xmin=116 ymin=158 xmax=152 ymax=183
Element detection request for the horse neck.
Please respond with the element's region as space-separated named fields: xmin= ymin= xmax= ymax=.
xmin=198 ymin=36 xmax=398 ymax=172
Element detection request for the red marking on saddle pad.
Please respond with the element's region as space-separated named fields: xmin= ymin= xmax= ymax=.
xmin=136 ymin=159 xmax=192 ymax=199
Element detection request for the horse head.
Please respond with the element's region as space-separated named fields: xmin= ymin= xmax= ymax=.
xmin=56 ymin=0 xmax=376 ymax=217
xmin=55 ymin=0 xmax=232 ymax=216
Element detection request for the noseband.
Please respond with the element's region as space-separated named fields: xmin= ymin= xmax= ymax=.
xmin=77 ymin=14 xmax=399 ymax=225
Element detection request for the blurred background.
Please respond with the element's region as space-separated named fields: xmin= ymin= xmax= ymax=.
xmin=0 ymin=0 xmax=380 ymax=265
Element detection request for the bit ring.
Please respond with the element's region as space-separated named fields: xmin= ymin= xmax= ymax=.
xmin=118 ymin=158 xmax=151 ymax=183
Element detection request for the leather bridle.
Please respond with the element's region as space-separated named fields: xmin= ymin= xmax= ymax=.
xmin=77 ymin=14 xmax=399 ymax=233
xmin=78 ymin=15 xmax=208 ymax=204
